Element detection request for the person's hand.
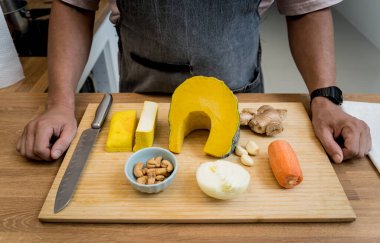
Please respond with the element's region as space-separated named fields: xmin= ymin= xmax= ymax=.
xmin=311 ymin=97 xmax=371 ymax=163
xmin=16 ymin=105 xmax=77 ymax=161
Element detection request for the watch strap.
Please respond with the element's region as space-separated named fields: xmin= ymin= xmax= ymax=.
xmin=310 ymin=86 xmax=343 ymax=105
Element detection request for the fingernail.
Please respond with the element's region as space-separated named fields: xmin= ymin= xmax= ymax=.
xmin=52 ymin=150 xmax=62 ymax=159
xmin=333 ymin=154 xmax=342 ymax=163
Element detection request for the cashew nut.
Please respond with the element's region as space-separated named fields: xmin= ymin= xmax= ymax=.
xmin=133 ymin=157 xmax=174 ymax=185
xmin=133 ymin=162 xmax=145 ymax=177
xmin=155 ymin=156 xmax=163 ymax=165
xmin=161 ymin=159 xmax=174 ymax=172
xmin=147 ymin=167 xmax=167 ymax=176
xmin=147 ymin=170 xmax=156 ymax=185
xmin=137 ymin=176 xmax=148 ymax=184
xmin=156 ymin=175 xmax=165 ymax=181
xmin=147 ymin=158 xmax=158 ymax=168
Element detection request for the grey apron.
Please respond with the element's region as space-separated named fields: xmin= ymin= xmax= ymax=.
xmin=115 ymin=0 xmax=263 ymax=93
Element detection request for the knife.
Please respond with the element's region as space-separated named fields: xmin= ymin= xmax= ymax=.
xmin=54 ymin=93 xmax=113 ymax=213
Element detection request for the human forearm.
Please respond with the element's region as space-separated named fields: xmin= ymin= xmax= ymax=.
xmin=16 ymin=1 xmax=95 ymax=160
xmin=286 ymin=8 xmax=336 ymax=94
xmin=286 ymin=8 xmax=371 ymax=163
xmin=47 ymin=0 xmax=95 ymax=110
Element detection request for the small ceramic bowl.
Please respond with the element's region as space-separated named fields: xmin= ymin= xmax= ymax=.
xmin=125 ymin=147 xmax=178 ymax=194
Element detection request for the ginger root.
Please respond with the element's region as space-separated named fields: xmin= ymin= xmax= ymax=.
xmin=240 ymin=112 xmax=254 ymax=126
xmin=240 ymin=105 xmax=287 ymax=136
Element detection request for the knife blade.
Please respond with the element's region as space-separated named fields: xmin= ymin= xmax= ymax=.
xmin=54 ymin=93 xmax=113 ymax=213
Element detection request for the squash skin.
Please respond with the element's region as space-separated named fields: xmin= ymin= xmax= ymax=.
xmin=228 ymin=128 xmax=240 ymax=158
xmin=168 ymin=76 xmax=240 ymax=158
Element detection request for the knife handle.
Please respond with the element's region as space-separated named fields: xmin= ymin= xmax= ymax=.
xmin=91 ymin=93 xmax=113 ymax=129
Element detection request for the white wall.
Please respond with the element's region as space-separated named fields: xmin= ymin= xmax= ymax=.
xmin=334 ymin=0 xmax=380 ymax=51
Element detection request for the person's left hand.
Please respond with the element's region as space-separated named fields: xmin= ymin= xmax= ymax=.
xmin=311 ymin=97 xmax=372 ymax=163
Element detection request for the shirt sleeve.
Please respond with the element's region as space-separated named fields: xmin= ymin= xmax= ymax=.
xmin=60 ymin=0 xmax=100 ymax=11
xmin=276 ymin=0 xmax=343 ymax=16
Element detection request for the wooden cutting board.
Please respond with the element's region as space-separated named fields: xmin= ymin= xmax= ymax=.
xmin=39 ymin=102 xmax=355 ymax=223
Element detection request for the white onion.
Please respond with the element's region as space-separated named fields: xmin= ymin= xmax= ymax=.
xmin=196 ymin=160 xmax=251 ymax=200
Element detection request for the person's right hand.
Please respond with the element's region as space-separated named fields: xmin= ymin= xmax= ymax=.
xmin=16 ymin=105 xmax=77 ymax=161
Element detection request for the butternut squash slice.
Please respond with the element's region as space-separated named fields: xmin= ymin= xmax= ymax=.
xmin=133 ymin=101 xmax=159 ymax=151
xmin=106 ymin=110 xmax=137 ymax=152
xmin=169 ymin=76 xmax=240 ymax=158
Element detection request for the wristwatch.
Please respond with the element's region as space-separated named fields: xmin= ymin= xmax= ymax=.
xmin=310 ymin=86 xmax=343 ymax=105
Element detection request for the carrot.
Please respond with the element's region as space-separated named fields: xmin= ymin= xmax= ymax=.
xmin=268 ymin=140 xmax=303 ymax=189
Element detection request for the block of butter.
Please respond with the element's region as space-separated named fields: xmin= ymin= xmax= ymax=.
xmin=133 ymin=101 xmax=158 ymax=151
xmin=106 ymin=110 xmax=137 ymax=152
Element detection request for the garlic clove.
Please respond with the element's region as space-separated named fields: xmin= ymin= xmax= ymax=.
xmin=240 ymin=154 xmax=254 ymax=167
xmin=235 ymin=145 xmax=248 ymax=157
xmin=246 ymin=140 xmax=259 ymax=156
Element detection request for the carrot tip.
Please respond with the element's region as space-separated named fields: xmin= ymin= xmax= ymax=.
xmin=288 ymin=179 xmax=297 ymax=185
